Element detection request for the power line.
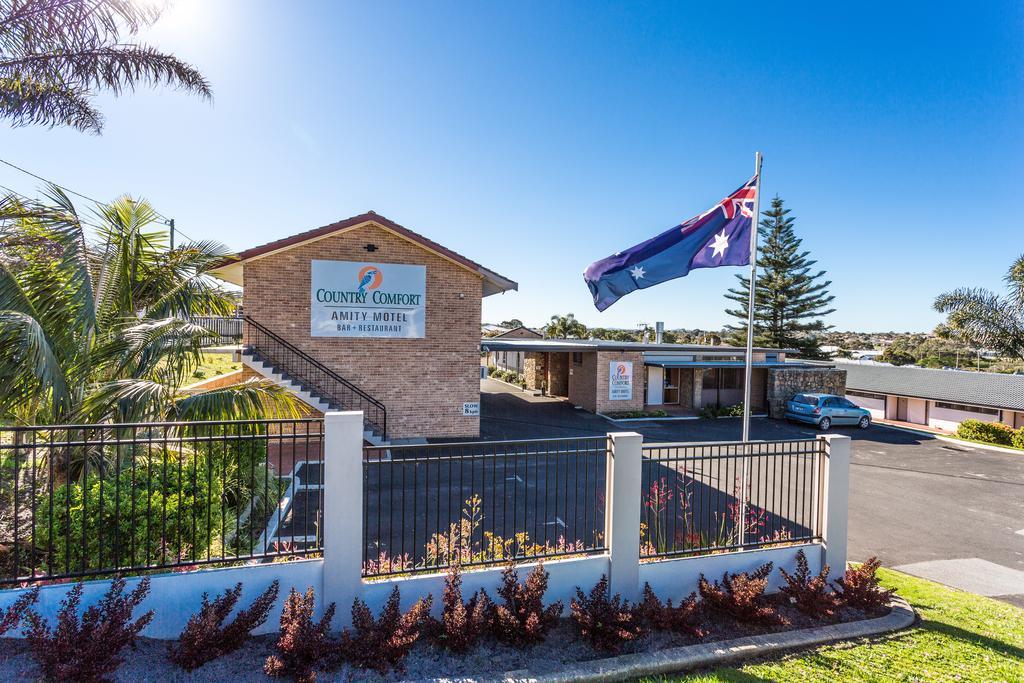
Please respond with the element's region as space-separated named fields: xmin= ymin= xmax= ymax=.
xmin=0 ymin=157 xmax=199 ymax=243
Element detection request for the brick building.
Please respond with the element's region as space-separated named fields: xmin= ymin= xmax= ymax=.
xmin=480 ymin=338 xmax=843 ymax=417
xmin=211 ymin=212 xmax=516 ymax=442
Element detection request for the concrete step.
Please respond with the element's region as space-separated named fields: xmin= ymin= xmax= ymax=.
xmin=242 ymin=350 xmax=386 ymax=444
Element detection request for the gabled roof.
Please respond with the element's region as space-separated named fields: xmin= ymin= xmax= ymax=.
xmin=841 ymin=362 xmax=1024 ymax=411
xmin=210 ymin=211 xmax=518 ymax=297
xmin=492 ymin=326 xmax=543 ymax=338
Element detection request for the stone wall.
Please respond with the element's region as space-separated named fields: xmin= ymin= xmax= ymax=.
xmin=243 ymin=220 xmax=483 ymax=440
xmin=766 ymin=368 xmax=847 ymax=418
xmin=523 ymin=352 xmax=546 ymax=391
xmin=547 ymin=352 xmax=569 ymax=396
xmin=678 ymin=368 xmax=695 ymax=410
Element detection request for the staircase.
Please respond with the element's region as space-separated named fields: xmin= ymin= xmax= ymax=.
xmin=241 ymin=317 xmax=388 ymax=444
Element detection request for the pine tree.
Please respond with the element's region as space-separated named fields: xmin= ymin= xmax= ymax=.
xmin=724 ymin=196 xmax=835 ymax=358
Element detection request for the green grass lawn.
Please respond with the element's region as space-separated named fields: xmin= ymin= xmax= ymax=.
xmin=187 ymin=352 xmax=241 ymax=383
xmin=648 ymin=568 xmax=1024 ymax=682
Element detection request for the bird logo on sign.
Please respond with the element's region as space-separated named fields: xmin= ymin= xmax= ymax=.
xmin=356 ymin=265 xmax=383 ymax=294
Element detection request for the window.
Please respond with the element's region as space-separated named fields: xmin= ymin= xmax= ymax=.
xmin=572 ymin=352 xmax=583 ymax=366
xmin=933 ymin=401 xmax=999 ymax=416
xmin=847 ymin=390 xmax=886 ymax=401
xmin=720 ymin=368 xmax=742 ymax=389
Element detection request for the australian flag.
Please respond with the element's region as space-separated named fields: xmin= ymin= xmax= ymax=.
xmin=584 ymin=176 xmax=758 ymax=311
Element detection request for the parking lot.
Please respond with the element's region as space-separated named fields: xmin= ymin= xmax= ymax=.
xmin=480 ymin=378 xmax=1024 ymax=606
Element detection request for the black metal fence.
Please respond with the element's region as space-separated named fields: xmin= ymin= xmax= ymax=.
xmin=244 ymin=317 xmax=387 ymax=439
xmin=0 ymin=419 xmax=324 ymax=585
xmin=193 ymin=316 xmax=243 ymax=342
xmin=640 ymin=439 xmax=825 ymax=560
xmin=362 ymin=437 xmax=609 ymax=577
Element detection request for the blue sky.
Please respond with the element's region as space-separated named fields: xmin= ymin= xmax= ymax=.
xmin=2 ymin=2 xmax=1021 ymax=332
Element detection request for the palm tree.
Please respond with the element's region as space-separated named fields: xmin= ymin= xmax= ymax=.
xmin=934 ymin=255 xmax=1024 ymax=362
xmin=543 ymin=313 xmax=588 ymax=339
xmin=0 ymin=0 xmax=211 ymax=133
xmin=0 ymin=188 xmax=298 ymax=428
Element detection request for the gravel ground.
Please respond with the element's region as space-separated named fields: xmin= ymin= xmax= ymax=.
xmin=0 ymin=599 xmax=883 ymax=682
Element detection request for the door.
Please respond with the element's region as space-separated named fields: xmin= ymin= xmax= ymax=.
xmin=838 ymin=398 xmax=862 ymax=424
xmin=663 ymin=368 xmax=680 ymax=404
xmin=897 ymin=397 xmax=909 ymax=422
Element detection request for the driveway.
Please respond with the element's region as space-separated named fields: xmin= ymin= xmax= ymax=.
xmin=480 ymin=379 xmax=1024 ymax=607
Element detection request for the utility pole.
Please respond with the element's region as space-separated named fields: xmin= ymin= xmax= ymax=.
xmin=169 ymin=218 xmax=175 ymax=250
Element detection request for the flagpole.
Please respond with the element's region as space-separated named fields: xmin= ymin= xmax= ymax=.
xmin=741 ymin=151 xmax=763 ymax=443
xmin=738 ymin=151 xmax=762 ymax=549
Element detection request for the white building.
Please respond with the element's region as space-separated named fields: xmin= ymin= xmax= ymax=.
xmin=839 ymin=362 xmax=1024 ymax=431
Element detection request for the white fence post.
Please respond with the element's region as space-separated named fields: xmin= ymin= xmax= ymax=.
xmin=607 ymin=431 xmax=642 ymax=602
xmin=322 ymin=411 xmax=364 ymax=623
xmin=819 ymin=434 xmax=851 ymax=583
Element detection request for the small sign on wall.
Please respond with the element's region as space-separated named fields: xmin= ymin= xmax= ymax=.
xmin=608 ymin=361 xmax=633 ymax=401
xmin=462 ymin=402 xmax=480 ymax=416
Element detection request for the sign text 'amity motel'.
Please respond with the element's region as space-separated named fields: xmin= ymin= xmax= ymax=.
xmin=311 ymin=260 xmax=426 ymax=338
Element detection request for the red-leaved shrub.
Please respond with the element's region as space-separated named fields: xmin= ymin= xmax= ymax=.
xmin=169 ymin=580 xmax=280 ymax=670
xmin=25 ymin=577 xmax=154 ymax=683
xmin=336 ymin=586 xmax=433 ymax=673
xmin=638 ymin=583 xmax=706 ymax=638
xmin=833 ymin=557 xmax=894 ymax=613
xmin=779 ymin=550 xmax=840 ymax=620
xmin=0 ymin=586 xmax=39 ymax=635
xmin=698 ymin=562 xmax=781 ymax=625
xmin=429 ymin=563 xmax=494 ymax=652
xmin=570 ymin=575 xmax=646 ymax=653
xmin=264 ymin=586 xmax=336 ymax=683
xmin=491 ymin=562 xmax=562 ymax=646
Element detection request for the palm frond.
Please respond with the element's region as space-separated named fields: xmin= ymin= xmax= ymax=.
xmin=0 ymin=0 xmax=210 ymax=132
xmin=170 ymin=379 xmax=303 ymax=422
xmin=78 ymin=377 xmax=171 ymax=423
xmin=0 ymin=309 xmax=71 ymax=415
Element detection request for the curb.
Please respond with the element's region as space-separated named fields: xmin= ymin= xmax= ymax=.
xmin=876 ymin=422 xmax=1024 ymax=455
xmin=485 ymin=376 xmax=542 ymax=396
xmin=415 ymin=597 xmax=915 ymax=683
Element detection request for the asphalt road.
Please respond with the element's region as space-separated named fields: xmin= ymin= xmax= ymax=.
xmin=480 ymin=379 xmax=1024 ymax=606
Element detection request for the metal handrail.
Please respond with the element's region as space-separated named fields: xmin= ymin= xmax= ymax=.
xmin=243 ymin=316 xmax=387 ymax=439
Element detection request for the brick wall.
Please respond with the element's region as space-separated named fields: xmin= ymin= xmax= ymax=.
xmin=766 ymin=368 xmax=847 ymax=418
xmin=243 ymin=221 xmax=483 ymax=440
xmin=568 ymin=352 xmax=598 ymax=411
xmin=595 ymin=351 xmax=645 ymax=414
xmin=523 ymin=352 xmax=546 ymax=391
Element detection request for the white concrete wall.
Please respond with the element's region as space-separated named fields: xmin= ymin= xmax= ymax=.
xmin=848 ymin=395 xmax=885 ymax=419
xmin=362 ymin=555 xmax=609 ymax=616
xmin=0 ymin=560 xmax=324 ymax=640
xmin=929 ymin=404 xmax=1000 ymax=432
xmin=639 ymin=544 xmax=823 ymax=601
xmin=0 ymin=419 xmax=852 ymax=641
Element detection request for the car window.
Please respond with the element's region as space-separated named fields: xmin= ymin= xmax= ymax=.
xmin=822 ymin=398 xmax=836 ymax=407
xmin=793 ymin=394 xmax=818 ymax=406
xmin=841 ymin=398 xmax=857 ymax=408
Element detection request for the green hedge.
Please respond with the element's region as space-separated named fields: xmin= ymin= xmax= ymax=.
xmin=35 ymin=449 xmax=224 ymax=573
xmin=956 ymin=419 xmax=1016 ymax=446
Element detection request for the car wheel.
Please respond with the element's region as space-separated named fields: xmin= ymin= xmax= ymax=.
xmin=858 ymin=416 xmax=871 ymax=429
xmin=818 ymin=416 xmax=831 ymax=431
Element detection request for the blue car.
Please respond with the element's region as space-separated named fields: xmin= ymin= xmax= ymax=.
xmin=785 ymin=393 xmax=872 ymax=431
